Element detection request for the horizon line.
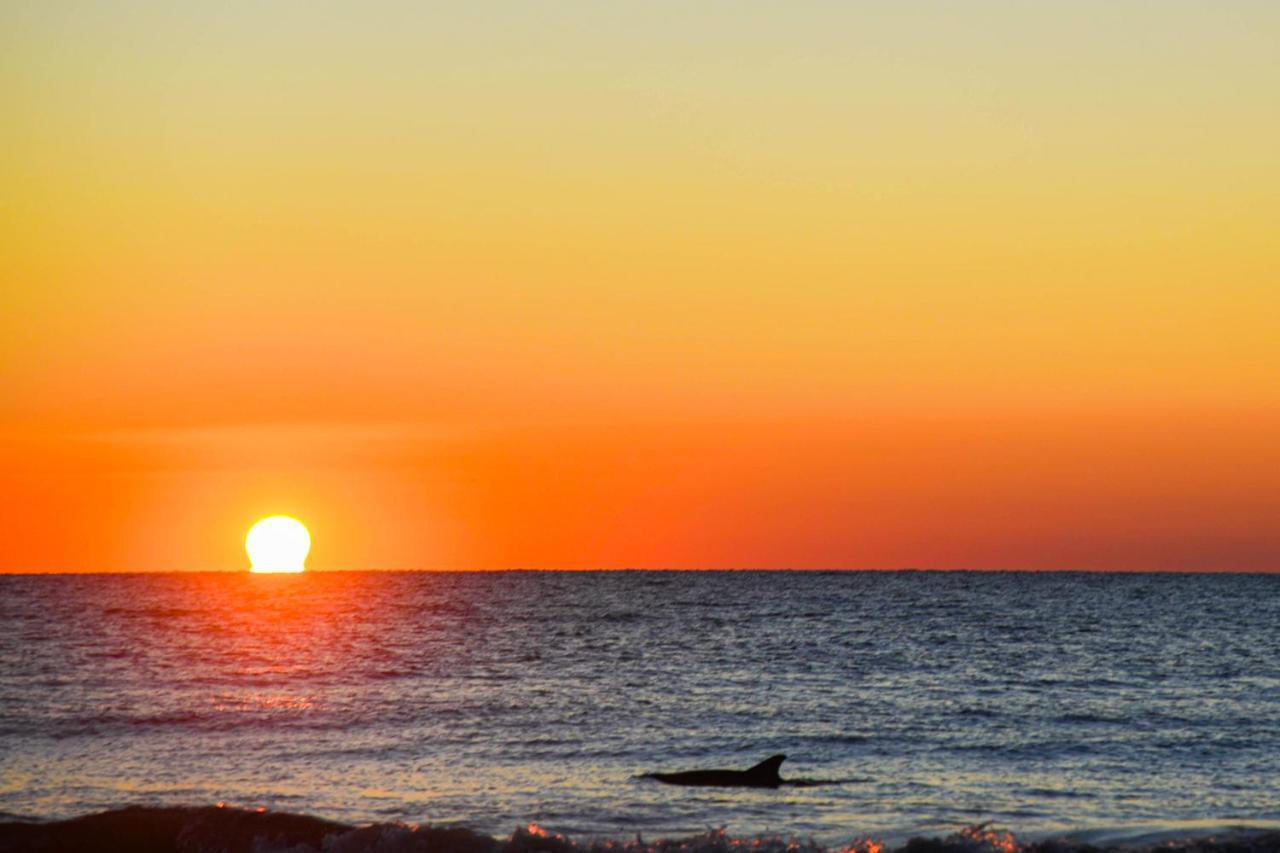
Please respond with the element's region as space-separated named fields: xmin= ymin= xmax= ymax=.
xmin=0 ymin=567 xmax=1275 ymax=576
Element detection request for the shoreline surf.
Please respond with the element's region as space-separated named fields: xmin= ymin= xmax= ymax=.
xmin=3 ymin=806 xmax=1279 ymax=853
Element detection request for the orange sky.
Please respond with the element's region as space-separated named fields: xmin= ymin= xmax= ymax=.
xmin=3 ymin=3 xmax=1278 ymax=571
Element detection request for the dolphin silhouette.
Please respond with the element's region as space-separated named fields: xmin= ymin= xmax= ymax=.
xmin=641 ymin=754 xmax=787 ymax=788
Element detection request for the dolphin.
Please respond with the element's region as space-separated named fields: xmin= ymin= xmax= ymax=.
xmin=640 ymin=754 xmax=787 ymax=788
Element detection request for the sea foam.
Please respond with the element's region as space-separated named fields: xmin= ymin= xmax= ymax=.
xmin=2 ymin=807 xmax=1278 ymax=853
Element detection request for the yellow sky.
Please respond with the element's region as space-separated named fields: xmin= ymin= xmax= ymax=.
xmin=3 ymin=2 xmax=1278 ymax=570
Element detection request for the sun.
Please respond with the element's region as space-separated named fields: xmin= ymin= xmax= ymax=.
xmin=245 ymin=516 xmax=311 ymax=573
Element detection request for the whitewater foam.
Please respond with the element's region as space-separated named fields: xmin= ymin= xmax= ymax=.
xmin=3 ymin=807 xmax=1279 ymax=853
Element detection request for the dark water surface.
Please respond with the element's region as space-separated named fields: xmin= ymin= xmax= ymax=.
xmin=1 ymin=571 xmax=1277 ymax=845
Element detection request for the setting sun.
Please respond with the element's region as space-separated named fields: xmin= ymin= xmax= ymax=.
xmin=245 ymin=516 xmax=311 ymax=573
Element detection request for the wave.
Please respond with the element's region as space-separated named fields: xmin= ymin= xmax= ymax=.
xmin=2 ymin=807 xmax=1278 ymax=853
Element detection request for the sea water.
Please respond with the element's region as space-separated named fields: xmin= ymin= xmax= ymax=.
xmin=1 ymin=571 xmax=1277 ymax=847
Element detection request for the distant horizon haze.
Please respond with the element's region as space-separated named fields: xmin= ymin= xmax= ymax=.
xmin=2 ymin=567 xmax=1276 ymax=576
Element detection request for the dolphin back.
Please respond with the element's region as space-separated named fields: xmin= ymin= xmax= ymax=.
xmin=642 ymin=754 xmax=787 ymax=788
xmin=745 ymin=754 xmax=786 ymax=785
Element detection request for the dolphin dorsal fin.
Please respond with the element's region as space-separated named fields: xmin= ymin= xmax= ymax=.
xmin=746 ymin=754 xmax=786 ymax=779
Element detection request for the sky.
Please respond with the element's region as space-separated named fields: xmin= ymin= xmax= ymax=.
xmin=3 ymin=2 xmax=1278 ymax=571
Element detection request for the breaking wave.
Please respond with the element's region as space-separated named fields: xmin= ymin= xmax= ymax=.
xmin=1 ymin=807 xmax=1277 ymax=853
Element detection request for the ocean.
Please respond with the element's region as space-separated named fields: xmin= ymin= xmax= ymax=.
xmin=1 ymin=570 xmax=1277 ymax=852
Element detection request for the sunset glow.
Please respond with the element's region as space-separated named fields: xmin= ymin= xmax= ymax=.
xmin=1 ymin=3 xmax=1277 ymax=572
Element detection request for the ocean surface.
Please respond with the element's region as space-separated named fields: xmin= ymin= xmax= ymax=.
xmin=2 ymin=571 xmax=1278 ymax=850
